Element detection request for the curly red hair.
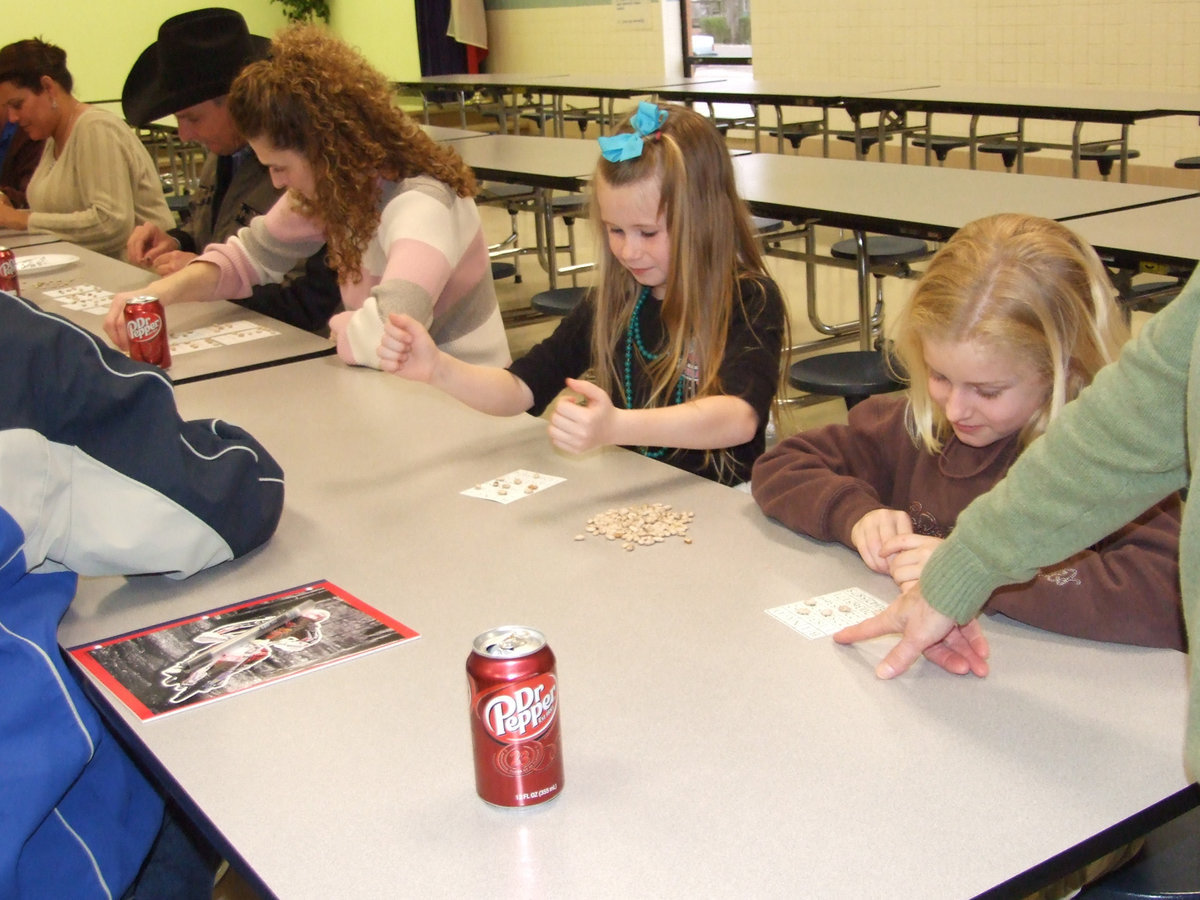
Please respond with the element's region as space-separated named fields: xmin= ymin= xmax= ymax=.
xmin=228 ymin=25 xmax=476 ymax=282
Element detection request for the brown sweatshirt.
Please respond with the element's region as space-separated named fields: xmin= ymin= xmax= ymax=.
xmin=751 ymin=393 xmax=1185 ymax=650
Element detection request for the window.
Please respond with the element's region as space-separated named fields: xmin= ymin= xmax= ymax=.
xmin=682 ymin=0 xmax=752 ymax=75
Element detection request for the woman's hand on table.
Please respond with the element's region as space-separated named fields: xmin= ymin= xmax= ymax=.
xmin=0 ymin=202 xmax=28 ymax=230
xmin=834 ymin=580 xmax=990 ymax=679
xmin=881 ymin=533 xmax=944 ymax=588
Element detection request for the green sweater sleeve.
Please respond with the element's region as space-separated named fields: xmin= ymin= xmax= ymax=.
xmin=922 ymin=270 xmax=1198 ymax=624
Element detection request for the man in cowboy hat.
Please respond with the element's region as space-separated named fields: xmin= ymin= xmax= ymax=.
xmin=122 ymin=7 xmax=340 ymax=332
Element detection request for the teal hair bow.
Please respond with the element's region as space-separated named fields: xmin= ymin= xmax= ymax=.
xmin=598 ymin=102 xmax=668 ymax=162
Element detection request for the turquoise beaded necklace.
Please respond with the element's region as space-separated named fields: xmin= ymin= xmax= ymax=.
xmin=624 ymin=285 xmax=686 ymax=459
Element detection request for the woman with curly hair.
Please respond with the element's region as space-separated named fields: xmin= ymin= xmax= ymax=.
xmin=107 ymin=25 xmax=509 ymax=368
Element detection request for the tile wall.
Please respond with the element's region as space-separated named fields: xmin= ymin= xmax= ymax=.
xmin=485 ymin=0 xmax=1200 ymax=171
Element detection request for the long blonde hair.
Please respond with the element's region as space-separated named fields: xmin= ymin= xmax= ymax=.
xmin=893 ymin=213 xmax=1127 ymax=453
xmin=228 ymin=25 xmax=475 ymax=282
xmin=589 ymin=102 xmax=772 ymax=407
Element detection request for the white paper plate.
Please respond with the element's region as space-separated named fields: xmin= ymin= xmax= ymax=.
xmin=16 ymin=253 xmax=80 ymax=274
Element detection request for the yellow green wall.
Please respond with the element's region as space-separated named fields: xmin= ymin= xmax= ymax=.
xmin=5 ymin=0 xmax=420 ymax=104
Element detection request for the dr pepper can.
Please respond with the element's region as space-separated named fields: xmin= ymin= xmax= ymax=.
xmin=124 ymin=295 xmax=171 ymax=369
xmin=467 ymin=626 xmax=563 ymax=807
xmin=0 ymin=247 xmax=19 ymax=295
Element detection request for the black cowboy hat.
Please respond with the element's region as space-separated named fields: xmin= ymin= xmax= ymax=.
xmin=122 ymin=8 xmax=269 ymax=127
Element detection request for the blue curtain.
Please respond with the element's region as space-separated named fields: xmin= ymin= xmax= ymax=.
xmin=416 ymin=0 xmax=468 ymax=76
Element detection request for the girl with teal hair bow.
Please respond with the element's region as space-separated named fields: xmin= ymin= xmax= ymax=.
xmin=378 ymin=102 xmax=787 ymax=486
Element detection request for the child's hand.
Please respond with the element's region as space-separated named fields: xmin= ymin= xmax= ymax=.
xmin=327 ymin=310 xmax=357 ymax=364
xmin=880 ymin=533 xmax=944 ymax=588
xmin=548 ymin=378 xmax=615 ymax=454
xmin=379 ymin=312 xmax=439 ymax=382
xmin=849 ymin=509 xmax=914 ymax=574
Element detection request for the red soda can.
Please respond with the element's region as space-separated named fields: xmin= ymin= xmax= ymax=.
xmin=0 ymin=247 xmax=19 ymax=295
xmin=124 ymin=295 xmax=172 ymax=369
xmin=466 ymin=626 xmax=564 ymax=807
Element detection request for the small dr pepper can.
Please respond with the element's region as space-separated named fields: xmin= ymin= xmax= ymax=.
xmin=467 ymin=626 xmax=563 ymax=807
xmin=0 ymin=247 xmax=19 ymax=295
xmin=124 ymin=295 xmax=171 ymax=369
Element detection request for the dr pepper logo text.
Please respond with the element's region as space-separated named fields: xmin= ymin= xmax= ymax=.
xmin=478 ymin=674 xmax=557 ymax=743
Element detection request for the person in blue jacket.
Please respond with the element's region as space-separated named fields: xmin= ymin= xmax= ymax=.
xmin=0 ymin=289 xmax=285 ymax=898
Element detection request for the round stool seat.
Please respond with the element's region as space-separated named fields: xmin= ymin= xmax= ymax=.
xmin=1175 ymin=156 xmax=1200 ymax=170
xmin=788 ymin=350 xmax=905 ymax=408
xmin=548 ymin=192 xmax=588 ymax=223
xmin=911 ymin=134 xmax=969 ymax=163
xmin=830 ymin=235 xmax=929 ymax=265
xmin=1123 ymin=279 xmax=1180 ymax=315
xmin=837 ymin=133 xmax=891 ymax=156
xmin=478 ymin=181 xmax=534 ymax=201
xmin=753 ymin=216 xmax=785 ymax=235
xmin=768 ymin=121 xmax=822 ymax=150
xmin=1080 ymin=147 xmax=1140 ymax=179
xmin=1076 ymin=804 xmax=1200 ymax=899
xmin=531 ymin=286 xmax=589 ymax=317
xmin=979 ymin=141 xmax=1043 ymax=169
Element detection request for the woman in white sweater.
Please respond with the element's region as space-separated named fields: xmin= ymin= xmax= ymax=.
xmin=0 ymin=39 xmax=173 ymax=258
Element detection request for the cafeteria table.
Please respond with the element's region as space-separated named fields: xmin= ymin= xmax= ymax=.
xmin=451 ymin=134 xmax=601 ymax=291
xmin=62 ymin=356 xmax=1196 ymax=900
xmin=13 ymin=241 xmax=334 ymax=384
xmin=0 ymin=227 xmax=65 ymax=249
xmin=648 ymin=77 xmax=941 ymax=155
xmin=1064 ymin=195 xmax=1200 ymax=273
xmin=405 ymin=73 xmax=578 ymax=133
xmin=731 ymin=152 xmax=1200 ymax=348
xmin=863 ymin=84 xmax=1200 ymax=180
xmin=420 ymin=123 xmax=491 ymax=143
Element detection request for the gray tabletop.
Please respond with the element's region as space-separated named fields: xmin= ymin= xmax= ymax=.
xmin=731 ymin=152 xmax=1200 ymax=240
xmin=63 ymin=357 xmax=1193 ymax=900
xmin=649 ymin=77 xmax=940 ymax=107
xmin=413 ymin=72 xmax=576 ymax=93
xmin=420 ymin=123 xmax=492 ymax=142
xmin=13 ymin=241 xmax=333 ymax=384
xmin=857 ymin=84 xmax=1200 ymax=122
xmin=0 ymin=227 xmax=64 ymax=249
xmin=451 ymin=133 xmax=599 ymax=190
xmin=1064 ymin=196 xmax=1200 ymax=268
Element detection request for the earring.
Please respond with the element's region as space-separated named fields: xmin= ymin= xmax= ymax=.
xmin=52 ymin=99 xmax=58 ymax=110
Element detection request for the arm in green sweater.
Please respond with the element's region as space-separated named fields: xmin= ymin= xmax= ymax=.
xmin=921 ymin=269 xmax=1196 ymax=624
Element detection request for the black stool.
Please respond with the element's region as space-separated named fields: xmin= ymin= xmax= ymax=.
xmin=788 ymin=235 xmax=927 ymax=408
xmin=530 ymin=286 xmax=588 ymax=316
xmin=830 ymin=235 xmax=929 ymax=312
xmin=1122 ymin=279 xmax=1181 ymax=317
xmin=1175 ymin=156 xmax=1200 ymax=170
xmin=478 ymin=181 xmax=536 ymax=285
xmin=837 ymin=132 xmax=891 ymax=160
xmin=1077 ymin=803 xmax=1200 ymax=899
xmin=1080 ymin=147 xmax=1140 ymax=181
xmin=528 ymin=192 xmax=591 ymax=317
xmin=911 ymin=135 xmax=969 ymax=166
xmin=788 ymin=350 xmax=905 ymax=409
xmin=769 ymin=121 xmax=823 ymax=153
xmin=979 ymin=140 xmax=1043 ymax=172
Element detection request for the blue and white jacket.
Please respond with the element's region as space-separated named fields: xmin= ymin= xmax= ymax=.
xmin=0 ymin=291 xmax=284 ymax=899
